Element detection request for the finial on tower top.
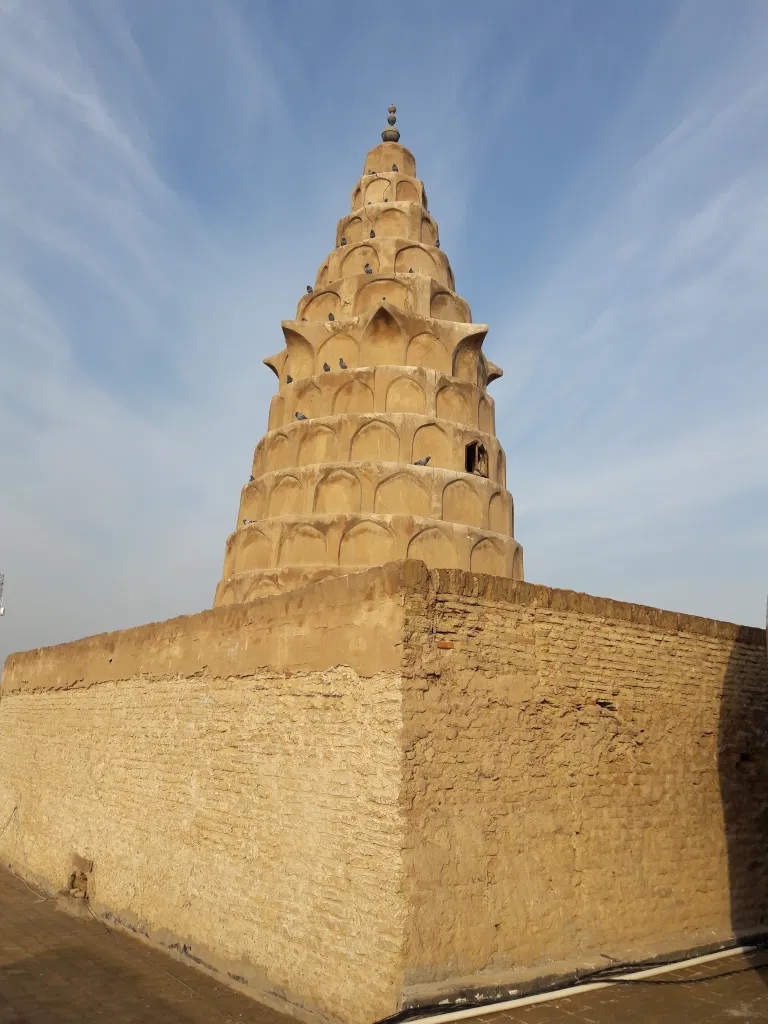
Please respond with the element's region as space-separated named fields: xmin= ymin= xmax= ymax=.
xmin=381 ymin=104 xmax=400 ymax=143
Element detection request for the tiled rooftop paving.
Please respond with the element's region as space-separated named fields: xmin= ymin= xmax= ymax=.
xmin=1 ymin=863 xmax=768 ymax=1023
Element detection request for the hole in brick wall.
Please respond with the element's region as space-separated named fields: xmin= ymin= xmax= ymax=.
xmin=465 ymin=440 xmax=489 ymax=477
xmin=68 ymin=854 xmax=93 ymax=900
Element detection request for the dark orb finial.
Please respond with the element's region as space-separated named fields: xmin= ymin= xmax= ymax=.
xmin=381 ymin=104 xmax=400 ymax=143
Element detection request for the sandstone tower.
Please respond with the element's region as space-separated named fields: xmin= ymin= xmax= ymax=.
xmin=214 ymin=108 xmax=524 ymax=606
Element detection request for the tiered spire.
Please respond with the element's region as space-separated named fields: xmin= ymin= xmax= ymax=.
xmin=213 ymin=108 xmax=523 ymax=606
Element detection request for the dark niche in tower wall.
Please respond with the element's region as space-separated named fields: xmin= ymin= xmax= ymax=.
xmin=465 ymin=441 xmax=489 ymax=477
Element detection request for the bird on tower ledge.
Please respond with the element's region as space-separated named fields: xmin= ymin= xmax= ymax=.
xmin=213 ymin=106 xmax=523 ymax=607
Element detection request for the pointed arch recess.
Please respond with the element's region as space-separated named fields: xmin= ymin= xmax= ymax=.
xmin=359 ymin=306 xmax=407 ymax=365
xmin=374 ymin=472 xmax=430 ymax=517
xmin=314 ymin=469 xmax=362 ymax=515
xmin=386 ymin=376 xmax=425 ymax=414
xmin=442 ymin=478 xmax=485 ymax=528
xmin=407 ymin=527 xmax=460 ymax=569
xmin=350 ymin=419 xmax=400 ymax=462
xmin=339 ymin=521 xmax=394 ymax=566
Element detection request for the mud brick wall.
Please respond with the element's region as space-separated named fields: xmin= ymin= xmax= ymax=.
xmin=1 ymin=561 xmax=766 ymax=1022
xmin=399 ymin=564 xmax=768 ymax=999
xmin=0 ymin=568 xmax=409 ymax=1024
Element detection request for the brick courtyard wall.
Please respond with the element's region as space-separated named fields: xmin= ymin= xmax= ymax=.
xmin=1 ymin=561 xmax=767 ymax=1022
xmin=398 ymin=562 xmax=768 ymax=1001
xmin=0 ymin=568 xmax=409 ymax=1024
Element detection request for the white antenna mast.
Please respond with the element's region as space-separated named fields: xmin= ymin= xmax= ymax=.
xmin=0 ymin=574 xmax=4 ymax=616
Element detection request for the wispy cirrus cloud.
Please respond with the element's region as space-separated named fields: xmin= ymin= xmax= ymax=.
xmin=0 ymin=0 xmax=765 ymax=668
xmin=484 ymin=2 xmax=768 ymax=621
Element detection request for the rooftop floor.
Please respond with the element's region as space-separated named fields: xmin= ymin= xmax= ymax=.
xmin=1 ymin=863 xmax=767 ymax=1023
xmin=0 ymin=865 xmax=297 ymax=1023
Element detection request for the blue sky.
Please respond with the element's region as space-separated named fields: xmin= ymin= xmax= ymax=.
xmin=1 ymin=0 xmax=766 ymax=664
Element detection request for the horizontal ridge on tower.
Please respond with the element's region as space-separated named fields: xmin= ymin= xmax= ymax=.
xmin=213 ymin=106 xmax=523 ymax=606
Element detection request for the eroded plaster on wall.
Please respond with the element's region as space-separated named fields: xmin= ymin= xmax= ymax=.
xmin=2 ymin=563 xmax=767 ymax=1023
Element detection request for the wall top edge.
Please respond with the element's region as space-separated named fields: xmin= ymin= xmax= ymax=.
xmin=395 ymin=561 xmax=765 ymax=644
xmin=3 ymin=561 xmax=764 ymax=694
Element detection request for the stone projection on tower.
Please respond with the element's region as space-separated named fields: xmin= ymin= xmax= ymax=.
xmin=214 ymin=107 xmax=524 ymax=606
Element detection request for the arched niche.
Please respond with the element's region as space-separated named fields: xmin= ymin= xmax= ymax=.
xmin=294 ymin=381 xmax=322 ymax=419
xmin=283 ymin=329 xmax=315 ymax=380
xmin=341 ymin=244 xmax=379 ymax=277
xmin=303 ymin=291 xmax=341 ymax=321
xmin=242 ymin=484 xmax=265 ymax=521
xmin=496 ymin=450 xmax=506 ymax=487
xmin=265 ymin=433 xmax=292 ymax=472
xmin=351 ymin=186 xmax=362 ymax=210
xmin=431 ymin=291 xmax=465 ymax=322
xmin=488 ymin=492 xmax=508 ymax=534
xmin=268 ymin=394 xmax=285 ymax=430
xmin=394 ymin=245 xmax=436 ymax=277
xmin=470 ymin=538 xmax=506 ymax=577
xmin=317 ymin=264 xmax=329 ymax=287
xmin=359 ymin=306 xmax=406 ymax=365
xmin=297 ymin=424 xmax=337 ymax=466
xmin=279 ymin=523 xmax=326 ymax=566
xmin=407 ymin=527 xmax=460 ymax=569
xmin=245 ymin=577 xmax=282 ymax=600
xmin=317 ymin=333 xmax=358 ymax=372
xmin=452 ymin=332 xmax=485 ymax=383
xmin=406 ymin=332 xmax=451 ymax=373
xmin=442 ymin=478 xmax=485 ymax=528
xmin=374 ymin=472 xmax=430 ymax=517
xmin=365 ymin=177 xmax=393 ymax=204
xmin=268 ymin=475 xmax=303 ymax=517
xmin=339 ymin=521 xmax=394 ymax=567
xmin=478 ymin=396 xmax=493 ymax=434
xmin=386 ymin=376 xmax=425 ymax=414
xmin=216 ymin=586 xmax=237 ymax=607
xmin=412 ymin=423 xmax=452 ymax=469
xmin=421 ymin=217 xmax=437 ymax=246
xmin=355 ymin=280 xmax=408 ymax=318
xmin=222 ymin=536 xmax=237 ymax=578
xmin=436 ymin=384 xmax=471 ymax=426
xmin=512 ymin=546 xmax=524 ymax=580
xmin=396 ymin=180 xmax=421 ymax=203
xmin=374 ymin=207 xmax=409 ymax=238
xmin=237 ymin=529 xmax=272 ymax=572
xmin=333 ymin=378 xmax=374 ymax=415
xmin=314 ymin=469 xmax=362 ymax=514
xmin=350 ymin=419 xmax=399 ymax=462
xmin=344 ymin=215 xmax=363 ymax=243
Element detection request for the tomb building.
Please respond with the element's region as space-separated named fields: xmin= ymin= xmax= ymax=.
xmin=214 ymin=107 xmax=523 ymax=606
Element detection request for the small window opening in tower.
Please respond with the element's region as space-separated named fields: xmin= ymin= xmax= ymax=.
xmin=465 ymin=441 xmax=489 ymax=477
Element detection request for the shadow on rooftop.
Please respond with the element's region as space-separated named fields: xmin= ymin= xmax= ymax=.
xmin=719 ymin=623 xmax=768 ymax=968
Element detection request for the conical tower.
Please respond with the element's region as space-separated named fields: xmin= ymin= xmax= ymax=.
xmin=214 ymin=107 xmax=523 ymax=606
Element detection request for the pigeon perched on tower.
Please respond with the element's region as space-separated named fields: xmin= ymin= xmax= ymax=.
xmin=339 ymin=357 xmax=348 ymax=369
xmin=414 ymin=456 xmax=431 ymax=466
xmin=323 ymin=362 xmax=331 ymax=372
xmin=295 ymin=412 xmax=308 ymax=421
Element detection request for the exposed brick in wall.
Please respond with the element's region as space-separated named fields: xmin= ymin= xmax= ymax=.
xmin=398 ymin=564 xmax=768 ymax=998
xmin=1 ymin=562 xmax=767 ymax=1022
xmin=0 ymin=569 xmax=410 ymax=1024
